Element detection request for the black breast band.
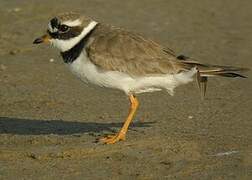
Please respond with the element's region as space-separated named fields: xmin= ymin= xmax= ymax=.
xmin=60 ymin=25 xmax=96 ymax=64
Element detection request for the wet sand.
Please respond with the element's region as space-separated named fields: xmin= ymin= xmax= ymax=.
xmin=0 ymin=0 xmax=252 ymax=179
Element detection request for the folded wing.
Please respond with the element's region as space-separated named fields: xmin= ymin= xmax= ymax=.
xmin=86 ymin=24 xmax=185 ymax=76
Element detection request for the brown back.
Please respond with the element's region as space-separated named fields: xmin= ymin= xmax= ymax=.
xmin=86 ymin=24 xmax=186 ymax=77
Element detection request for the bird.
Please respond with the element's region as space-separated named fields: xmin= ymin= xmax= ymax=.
xmin=33 ymin=12 xmax=248 ymax=144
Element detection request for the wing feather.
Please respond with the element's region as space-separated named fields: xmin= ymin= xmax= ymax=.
xmin=87 ymin=24 xmax=184 ymax=76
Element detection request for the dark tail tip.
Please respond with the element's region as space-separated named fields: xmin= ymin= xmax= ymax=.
xmin=218 ymin=72 xmax=247 ymax=78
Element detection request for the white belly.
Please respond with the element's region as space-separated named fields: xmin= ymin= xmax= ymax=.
xmin=68 ymin=51 xmax=197 ymax=95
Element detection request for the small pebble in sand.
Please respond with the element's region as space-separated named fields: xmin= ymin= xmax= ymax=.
xmin=0 ymin=64 xmax=7 ymax=71
xmin=28 ymin=153 xmax=42 ymax=160
xmin=9 ymin=49 xmax=20 ymax=55
xmin=188 ymin=115 xmax=193 ymax=119
xmin=13 ymin=8 xmax=21 ymax=12
xmin=49 ymin=58 xmax=55 ymax=62
xmin=8 ymin=7 xmax=21 ymax=13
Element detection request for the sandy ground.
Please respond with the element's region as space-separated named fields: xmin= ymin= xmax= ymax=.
xmin=0 ymin=0 xmax=252 ymax=179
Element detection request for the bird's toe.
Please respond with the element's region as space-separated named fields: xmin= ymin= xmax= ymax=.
xmin=99 ymin=133 xmax=126 ymax=144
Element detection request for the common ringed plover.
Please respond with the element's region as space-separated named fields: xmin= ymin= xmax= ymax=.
xmin=33 ymin=12 xmax=248 ymax=144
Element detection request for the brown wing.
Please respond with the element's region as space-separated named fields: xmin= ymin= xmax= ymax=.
xmin=86 ymin=24 xmax=185 ymax=76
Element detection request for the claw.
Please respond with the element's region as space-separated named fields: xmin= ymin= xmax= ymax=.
xmin=100 ymin=133 xmax=126 ymax=144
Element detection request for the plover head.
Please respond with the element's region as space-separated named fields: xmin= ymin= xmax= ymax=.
xmin=33 ymin=12 xmax=97 ymax=52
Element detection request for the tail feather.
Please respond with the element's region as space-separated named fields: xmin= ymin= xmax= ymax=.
xmin=216 ymin=72 xmax=247 ymax=78
xmin=196 ymin=71 xmax=208 ymax=98
xmin=179 ymin=59 xmax=249 ymax=99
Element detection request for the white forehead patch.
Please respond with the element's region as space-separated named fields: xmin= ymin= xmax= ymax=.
xmin=62 ymin=19 xmax=82 ymax=27
xmin=50 ymin=21 xmax=98 ymax=52
xmin=48 ymin=22 xmax=58 ymax=33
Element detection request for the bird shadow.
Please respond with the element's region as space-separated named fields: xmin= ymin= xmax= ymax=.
xmin=0 ymin=117 xmax=154 ymax=135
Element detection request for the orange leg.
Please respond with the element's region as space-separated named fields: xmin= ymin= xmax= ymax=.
xmin=100 ymin=94 xmax=139 ymax=144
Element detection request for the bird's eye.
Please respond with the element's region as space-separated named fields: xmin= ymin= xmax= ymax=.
xmin=59 ymin=25 xmax=69 ymax=32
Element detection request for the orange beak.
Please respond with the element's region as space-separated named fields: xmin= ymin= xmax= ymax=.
xmin=33 ymin=34 xmax=51 ymax=44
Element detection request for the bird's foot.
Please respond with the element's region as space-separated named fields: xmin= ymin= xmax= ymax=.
xmin=100 ymin=132 xmax=126 ymax=144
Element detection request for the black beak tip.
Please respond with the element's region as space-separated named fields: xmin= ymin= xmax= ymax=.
xmin=33 ymin=38 xmax=43 ymax=44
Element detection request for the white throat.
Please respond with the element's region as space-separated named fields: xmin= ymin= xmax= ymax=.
xmin=51 ymin=21 xmax=98 ymax=52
